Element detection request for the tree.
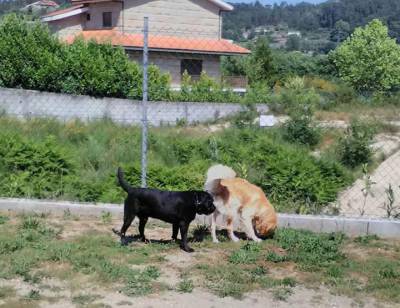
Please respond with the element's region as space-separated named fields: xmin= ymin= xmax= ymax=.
xmin=330 ymin=19 xmax=400 ymax=92
xmin=330 ymin=20 xmax=351 ymax=43
xmin=286 ymin=34 xmax=301 ymax=51
xmin=247 ymin=37 xmax=275 ymax=85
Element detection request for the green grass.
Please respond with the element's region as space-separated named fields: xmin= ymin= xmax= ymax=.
xmin=177 ymin=279 xmax=194 ymax=293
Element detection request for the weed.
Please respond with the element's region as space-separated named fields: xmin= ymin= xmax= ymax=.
xmin=177 ymin=279 xmax=194 ymax=293
xmin=72 ymin=294 xmax=99 ymax=306
xmin=0 ymin=215 xmax=8 ymax=225
xmin=281 ymin=277 xmax=297 ymax=287
xmin=380 ymin=184 xmax=400 ymax=218
xmin=20 ymin=216 xmax=41 ymax=230
xmin=229 ymin=242 xmax=261 ymax=264
xmin=250 ymin=266 xmax=268 ymax=278
xmin=143 ymin=266 xmax=160 ymax=280
xmin=63 ymin=208 xmax=73 ymax=220
xmin=360 ymin=164 xmax=376 ymax=216
xmin=25 ymin=290 xmax=40 ymax=301
xmin=122 ymin=266 xmax=160 ymax=297
xmin=354 ymin=234 xmax=380 ymax=245
xmin=101 ymin=211 xmax=112 ymax=224
xmin=274 ymin=229 xmax=345 ymax=269
xmin=192 ymin=224 xmax=210 ymax=242
xmin=202 ymin=264 xmax=254 ymax=298
xmin=266 ymin=251 xmax=287 ymax=263
xmin=273 ymin=287 xmax=293 ymax=301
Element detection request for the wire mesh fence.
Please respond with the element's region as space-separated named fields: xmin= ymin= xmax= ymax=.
xmin=1 ymin=17 xmax=400 ymax=221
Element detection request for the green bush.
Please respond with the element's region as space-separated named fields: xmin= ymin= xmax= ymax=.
xmin=336 ymin=119 xmax=376 ymax=168
xmin=0 ymin=118 xmax=351 ymax=212
xmin=0 ymin=15 xmax=170 ymax=99
xmin=282 ymin=115 xmax=321 ymax=147
xmin=0 ymin=133 xmax=74 ymax=199
xmin=171 ymin=71 xmax=241 ymax=103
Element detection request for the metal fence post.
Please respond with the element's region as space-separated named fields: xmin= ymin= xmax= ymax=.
xmin=141 ymin=17 xmax=149 ymax=188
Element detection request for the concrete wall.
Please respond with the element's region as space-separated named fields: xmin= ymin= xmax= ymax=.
xmin=48 ymin=14 xmax=84 ymax=38
xmin=86 ymin=2 xmax=123 ymax=31
xmin=122 ymin=0 xmax=221 ymax=38
xmin=127 ymin=51 xmax=221 ymax=86
xmin=0 ymin=88 xmax=268 ymax=126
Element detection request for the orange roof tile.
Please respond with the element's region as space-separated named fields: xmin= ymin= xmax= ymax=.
xmin=42 ymin=4 xmax=83 ymax=17
xmin=64 ymin=30 xmax=250 ymax=55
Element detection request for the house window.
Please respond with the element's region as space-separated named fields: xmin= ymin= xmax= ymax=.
xmin=181 ymin=59 xmax=203 ymax=78
xmin=102 ymin=12 xmax=112 ymax=28
xmin=86 ymin=13 xmax=91 ymax=21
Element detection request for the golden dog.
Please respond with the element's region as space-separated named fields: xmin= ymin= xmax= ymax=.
xmin=205 ymin=165 xmax=277 ymax=242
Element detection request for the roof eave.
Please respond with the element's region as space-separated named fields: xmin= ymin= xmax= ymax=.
xmin=123 ymin=46 xmax=249 ymax=55
xmin=209 ymin=0 xmax=233 ymax=11
xmin=41 ymin=7 xmax=88 ymax=22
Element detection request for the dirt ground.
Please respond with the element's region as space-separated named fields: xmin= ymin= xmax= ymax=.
xmin=0 ymin=213 xmax=398 ymax=308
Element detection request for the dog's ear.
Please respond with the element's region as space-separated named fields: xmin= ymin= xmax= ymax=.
xmin=215 ymin=180 xmax=230 ymax=203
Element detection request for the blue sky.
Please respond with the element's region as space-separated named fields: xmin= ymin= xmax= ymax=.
xmin=228 ymin=0 xmax=326 ymax=4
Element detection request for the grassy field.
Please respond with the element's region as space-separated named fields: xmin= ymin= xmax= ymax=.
xmin=0 ymin=212 xmax=399 ymax=307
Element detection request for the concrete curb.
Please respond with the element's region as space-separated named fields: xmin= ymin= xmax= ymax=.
xmin=1 ymin=198 xmax=399 ymax=239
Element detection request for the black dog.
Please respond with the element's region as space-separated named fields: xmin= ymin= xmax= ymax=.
xmin=116 ymin=168 xmax=215 ymax=252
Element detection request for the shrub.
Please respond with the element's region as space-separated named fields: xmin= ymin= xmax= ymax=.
xmin=0 ymin=118 xmax=351 ymax=211
xmin=0 ymin=133 xmax=74 ymax=199
xmin=172 ymin=71 xmax=240 ymax=103
xmin=0 ymin=15 xmax=170 ymax=100
xmin=282 ymin=115 xmax=321 ymax=147
xmin=274 ymin=77 xmax=322 ymax=113
xmin=336 ymin=119 xmax=376 ymax=168
xmin=0 ymin=14 xmax=63 ymax=92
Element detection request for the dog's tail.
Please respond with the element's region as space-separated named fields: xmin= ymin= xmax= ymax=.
xmin=117 ymin=167 xmax=134 ymax=193
xmin=204 ymin=164 xmax=236 ymax=194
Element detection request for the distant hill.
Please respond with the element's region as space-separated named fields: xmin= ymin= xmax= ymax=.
xmin=224 ymin=0 xmax=400 ymax=43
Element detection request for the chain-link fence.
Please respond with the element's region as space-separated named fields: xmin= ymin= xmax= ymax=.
xmin=1 ymin=17 xmax=400 ymax=220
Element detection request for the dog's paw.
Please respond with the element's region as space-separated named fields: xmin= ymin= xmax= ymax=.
xmin=253 ymin=237 xmax=262 ymax=243
xmin=182 ymin=247 xmax=194 ymax=253
xmin=212 ymin=238 xmax=220 ymax=244
xmin=230 ymin=236 xmax=240 ymax=242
